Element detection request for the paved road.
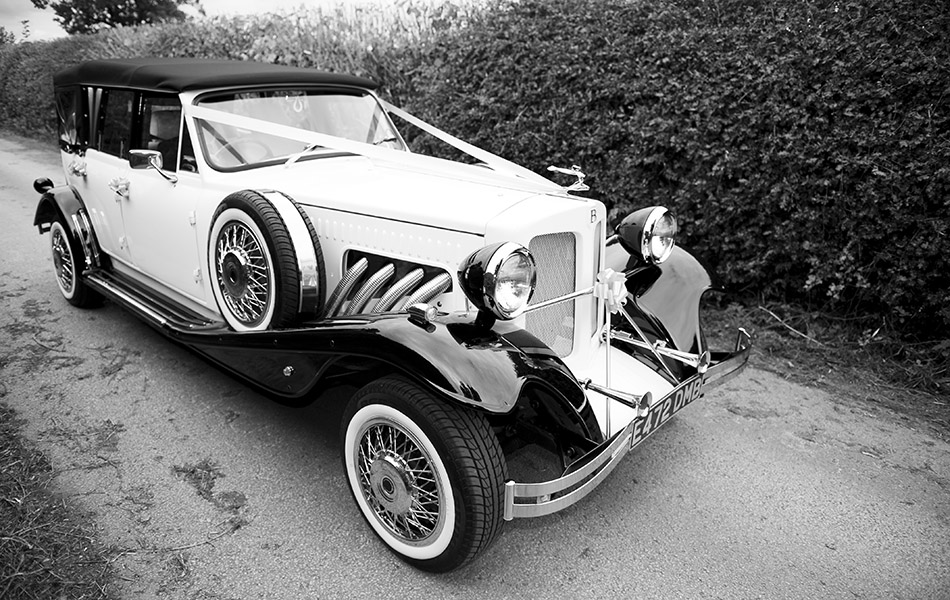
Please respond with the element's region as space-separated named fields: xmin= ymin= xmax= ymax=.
xmin=1 ymin=132 xmax=948 ymax=600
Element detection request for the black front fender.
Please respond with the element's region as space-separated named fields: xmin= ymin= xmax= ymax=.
xmin=179 ymin=312 xmax=588 ymax=417
xmin=633 ymin=246 xmax=718 ymax=355
xmin=606 ymin=244 xmax=720 ymax=378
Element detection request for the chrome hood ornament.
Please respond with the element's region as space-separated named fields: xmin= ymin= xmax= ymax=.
xmin=547 ymin=164 xmax=590 ymax=192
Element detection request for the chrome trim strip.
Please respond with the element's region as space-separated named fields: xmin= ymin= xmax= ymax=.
xmin=397 ymin=272 xmax=452 ymax=311
xmin=344 ymin=263 xmax=395 ymax=315
xmin=77 ymin=211 xmax=100 ymax=269
xmin=259 ymin=190 xmax=322 ymax=315
xmin=611 ymin=329 xmax=711 ymax=371
xmin=326 ymin=257 xmax=368 ymax=317
xmin=71 ymin=212 xmax=93 ymax=270
xmin=582 ymin=379 xmax=652 ymax=416
xmin=504 ymin=425 xmax=632 ymax=520
xmin=704 ymin=328 xmax=752 ymax=388
xmin=371 ymin=268 xmax=423 ymax=313
xmin=87 ymin=88 xmax=102 ymax=148
xmin=87 ymin=275 xmax=168 ymax=327
xmin=524 ymin=285 xmax=594 ymax=313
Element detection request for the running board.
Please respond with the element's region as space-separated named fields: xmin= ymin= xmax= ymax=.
xmin=85 ymin=270 xmax=226 ymax=333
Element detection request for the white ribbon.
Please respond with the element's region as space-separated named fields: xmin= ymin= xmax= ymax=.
xmin=185 ymin=103 xmax=564 ymax=194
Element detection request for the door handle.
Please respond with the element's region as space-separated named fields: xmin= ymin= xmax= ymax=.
xmin=108 ymin=176 xmax=129 ymax=200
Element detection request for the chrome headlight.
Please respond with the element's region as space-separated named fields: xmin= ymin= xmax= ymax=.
xmin=616 ymin=206 xmax=677 ymax=264
xmin=458 ymin=242 xmax=537 ymax=320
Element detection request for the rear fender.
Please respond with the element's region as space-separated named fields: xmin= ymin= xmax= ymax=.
xmin=34 ymin=185 xmax=102 ymax=270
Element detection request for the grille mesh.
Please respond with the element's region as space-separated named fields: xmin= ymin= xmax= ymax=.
xmin=526 ymin=232 xmax=576 ymax=356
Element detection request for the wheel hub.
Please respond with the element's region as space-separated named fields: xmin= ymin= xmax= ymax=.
xmin=220 ymin=250 xmax=250 ymax=299
xmin=368 ymin=452 xmax=414 ymax=515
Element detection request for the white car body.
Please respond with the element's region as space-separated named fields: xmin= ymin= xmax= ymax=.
xmin=36 ymin=58 xmax=750 ymax=572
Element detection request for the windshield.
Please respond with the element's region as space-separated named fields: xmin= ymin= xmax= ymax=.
xmin=194 ymin=89 xmax=405 ymax=170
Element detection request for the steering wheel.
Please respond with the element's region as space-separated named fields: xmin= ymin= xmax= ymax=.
xmin=211 ymin=138 xmax=273 ymax=166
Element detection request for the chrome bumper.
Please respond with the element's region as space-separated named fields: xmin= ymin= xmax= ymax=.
xmin=502 ymin=328 xmax=752 ymax=520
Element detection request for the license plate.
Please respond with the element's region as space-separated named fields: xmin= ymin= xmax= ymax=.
xmin=630 ymin=375 xmax=704 ymax=448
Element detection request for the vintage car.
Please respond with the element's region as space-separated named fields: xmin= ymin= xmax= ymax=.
xmin=33 ymin=57 xmax=750 ymax=572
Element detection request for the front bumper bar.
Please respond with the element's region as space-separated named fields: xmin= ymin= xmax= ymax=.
xmin=502 ymin=328 xmax=752 ymax=520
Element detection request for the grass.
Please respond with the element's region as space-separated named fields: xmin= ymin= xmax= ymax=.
xmin=704 ymin=300 xmax=950 ymax=440
xmin=0 ymin=404 xmax=114 ymax=600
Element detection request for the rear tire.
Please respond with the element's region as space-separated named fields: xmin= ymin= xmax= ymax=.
xmin=341 ymin=375 xmax=507 ymax=572
xmin=49 ymin=219 xmax=100 ymax=308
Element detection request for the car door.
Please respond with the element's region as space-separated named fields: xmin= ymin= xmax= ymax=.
xmin=121 ymin=93 xmax=206 ymax=302
xmin=72 ymin=87 xmax=134 ymax=266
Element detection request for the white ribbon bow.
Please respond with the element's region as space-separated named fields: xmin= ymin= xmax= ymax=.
xmin=594 ymin=268 xmax=628 ymax=314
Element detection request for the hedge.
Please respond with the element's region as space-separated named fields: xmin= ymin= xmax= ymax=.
xmin=408 ymin=0 xmax=950 ymax=340
xmin=1 ymin=0 xmax=947 ymax=340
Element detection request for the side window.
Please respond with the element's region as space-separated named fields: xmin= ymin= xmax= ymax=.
xmin=55 ymin=87 xmax=85 ymax=153
xmin=98 ymin=89 xmax=134 ymax=159
xmin=136 ymin=94 xmax=184 ymax=173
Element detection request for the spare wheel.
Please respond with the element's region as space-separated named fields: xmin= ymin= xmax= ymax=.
xmin=209 ymin=190 xmax=316 ymax=331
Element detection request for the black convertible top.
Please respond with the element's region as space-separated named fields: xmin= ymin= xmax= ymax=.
xmin=53 ymin=57 xmax=378 ymax=93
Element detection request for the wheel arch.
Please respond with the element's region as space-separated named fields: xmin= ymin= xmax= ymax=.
xmin=34 ymin=185 xmax=103 ymax=270
xmin=34 ymin=185 xmax=82 ymax=235
xmin=249 ymin=189 xmax=325 ymax=317
xmin=182 ymin=312 xmax=601 ymax=447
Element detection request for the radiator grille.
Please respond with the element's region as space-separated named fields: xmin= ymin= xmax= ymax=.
xmin=526 ymin=232 xmax=576 ymax=356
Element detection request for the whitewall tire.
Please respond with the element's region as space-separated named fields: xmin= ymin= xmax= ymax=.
xmin=49 ymin=219 xmax=100 ymax=308
xmin=341 ymin=376 xmax=507 ymax=572
xmin=208 ymin=191 xmax=301 ymax=331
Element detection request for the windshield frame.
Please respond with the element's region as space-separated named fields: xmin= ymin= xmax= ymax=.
xmin=191 ymin=85 xmax=407 ymax=172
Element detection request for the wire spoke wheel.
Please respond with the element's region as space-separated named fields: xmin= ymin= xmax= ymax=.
xmin=215 ymin=221 xmax=271 ymax=327
xmin=48 ymin=219 xmax=99 ymax=308
xmin=50 ymin=223 xmax=75 ymax=296
xmin=342 ymin=376 xmax=507 ymax=572
xmin=208 ymin=190 xmax=323 ymax=332
xmin=356 ymin=418 xmax=446 ymax=545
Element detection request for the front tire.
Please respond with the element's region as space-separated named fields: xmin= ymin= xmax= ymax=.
xmin=49 ymin=219 xmax=100 ymax=308
xmin=341 ymin=376 xmax=507 ymax=572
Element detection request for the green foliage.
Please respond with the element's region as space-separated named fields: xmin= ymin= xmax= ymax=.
xmin=410 ymin=0 xmax=950 ymax=340
xmin=0 ymin=0 xmax=946 ymax=339
xmin=0 ymin=33 xmax=115 ymax=137
xmin=30 ymin=0 xmax=201 ymax=35
xmin=0 ymin=26 xmax=16 ymax=46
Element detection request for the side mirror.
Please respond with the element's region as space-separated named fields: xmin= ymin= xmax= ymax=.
xmin=129 ymin=149 xmax=177 ymax=184
xmin=130 ymin=149 xmax=163 ymax=170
